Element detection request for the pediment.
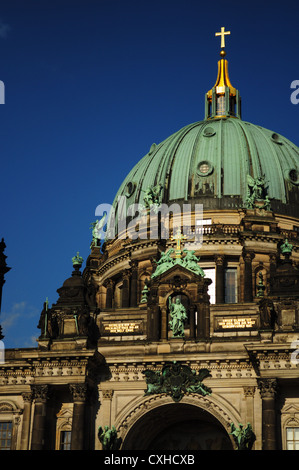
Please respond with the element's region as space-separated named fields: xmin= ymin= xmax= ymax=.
xmin=281 ymin=403 xmax=299 ymax=415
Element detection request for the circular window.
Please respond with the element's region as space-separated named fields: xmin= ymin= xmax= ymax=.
xmin=284 ymin=168 xmax=299 ymax=185
xmin=271 ymin=133 xmax=283 ymax=144
xmin=125 ymin=182 xmax=136 ymax=197
xmin=203 ymin=127 xmax=216 ymax=137
xmin=289 ymin=169 xmax=298 ymax=182
xmin=197 ymin=160 xmax=214 ymax=176
xmin=148 ymin=143 xmax=157 ymax=155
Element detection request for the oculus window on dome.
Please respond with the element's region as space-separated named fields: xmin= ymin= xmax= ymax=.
xmin=125 ymin=182 xmax=136 ymax=198
xmin=197 ymin=161 xmax=214 ymax=177
xmin=285 ymin=168 xmax=299 ymax=186
xmin=203 ymin=126 xmax=216 ymax=137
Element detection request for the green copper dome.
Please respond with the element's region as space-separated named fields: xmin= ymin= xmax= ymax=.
xmin=110 ymin=50 xmax=299 ymax=226
xmin=112 ymin=117 xmax=299 ymax=218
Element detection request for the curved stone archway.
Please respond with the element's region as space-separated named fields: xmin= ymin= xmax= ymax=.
xmin=120 ymin=398 xmax=234 ymax=450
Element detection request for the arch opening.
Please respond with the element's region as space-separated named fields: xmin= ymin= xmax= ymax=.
xmin=121 ymin=403 xmax=233 ymax=450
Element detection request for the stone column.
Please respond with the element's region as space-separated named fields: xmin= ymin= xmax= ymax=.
xmin=258 ymin=378 xmax=278 ymax=450
xmin=215 ymin=255 xmax=225 ymax=303
xmin=130 ymin=261 xmax=138 ymax=307
xmin=189 ymin=305 xmax=195 ymax=339
xmin=20 ymin=392 xmax=33 ymax=450
xmin=101 ymin=389 xmax=114 ymax=429
xmin=31 ymin=385 xmax=49 ymax=450
xmin=243 ymin=250 xmax=255 ymax=302
xmin=269 ymin=254 xmax=277 ymax=295
xmin=121 ymin=270 xmax=131 ymax=308
xmin=161 ymin=306 xmax=168 ymax=340
xmin=105 ymin=279 xmax=114 ymax=309
xmin=243 ymin=386 xmax=255 ymax=432
xmin=70 ymin=383 xmax=87 ymax=450
xmin=147 ymin=286 xmax=160 ymax=341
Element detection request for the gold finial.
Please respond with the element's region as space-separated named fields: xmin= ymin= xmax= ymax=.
xmin=215 ymin=27 xmax=231 ymax=50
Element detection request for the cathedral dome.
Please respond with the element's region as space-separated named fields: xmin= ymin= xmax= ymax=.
xmin=112 ymin=117 xmax=299 ymax=218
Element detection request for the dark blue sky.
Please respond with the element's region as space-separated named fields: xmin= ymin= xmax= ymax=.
xmin=1 ymin=0 xmax=299 ymax=348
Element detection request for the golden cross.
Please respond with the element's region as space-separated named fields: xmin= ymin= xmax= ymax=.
xmin=215 ymin=26 xmax=231 ymax=49
xmin=171 ymin=228 xmax=186 ymax=257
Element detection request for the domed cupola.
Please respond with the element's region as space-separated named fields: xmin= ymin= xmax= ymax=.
xmin=105 ymin=27 xmax=299 ymax=239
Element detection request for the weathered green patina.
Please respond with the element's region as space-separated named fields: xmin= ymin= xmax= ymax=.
xmin=98 ymin=425 xmax=120 ymax=450
xmin=256 ymin=272 xmax=266 ymax=298
xmin=168 ymin=296 xmax=187 ymax=337
xmin=71 ymin=252 xmax=83 ymax=267
xmin=280 ymin=238 xmax=293 ymax=255
xmin=111 ymin=117 xmax=299 ymax=234
xmin=142 ymin=361 xmax=212 ymax=402
xmin=140 ymin=282 xmax=149 ymax=303
xmin=245 ymin=174 xmax=271 ymax=210
xmin=230 ymin=423 xmax=256 ymax=450
xmin=151 ymin=248 xmax=205 ymax=279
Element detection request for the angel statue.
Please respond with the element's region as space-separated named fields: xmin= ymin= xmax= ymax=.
xmin=98 ymin=425 xmax=120 ymax=450
xmin=90 ymin=213 xmax=107 ymax=247
xmin=230 ymin=422 xmax=256 ymax=450
xmin=142 ymin=183 xmax=163 ymax=210
xmin=182 ymin=249 xmax=205 ymax=277
xmin=245 ymin=174 xmax=270 ymax=208
xmin=168 ymin=296 xmax=188 ymax=338
xmin=151 ymin=248 xmax=175 ymax=279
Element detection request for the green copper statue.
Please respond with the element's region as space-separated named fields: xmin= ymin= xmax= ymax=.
xmin=280 ymin=238 xmax=293 ymax=256
xmin=98 ymin=425 xmax=120 ymax=450
xmin=90 ymin=213 xmax=106 ymax=247
xmin=151 ymin=248 xmax=175 ymax=279
xmin=182 ymin=249 xmax=205 ymax=276
xmin=151 ymin=247 xmax=205 ymax=279
xmin=245 ymin=174 xmax=270 ymax=210
xmin=230 ymin=422 xmax=256 ymax=450
xmin=143 ymin=361 xmax=211 ymax=402
xmin=256 ymin=271 xmax=266 ymax=298
xmin=168 ymin=296 xmax=188 ymax=337
xmin=143 ymin=183 xmax=163 ymax=210
xmin=72 ymin=252 xmax=83 ymax=267
xmin=140 ymin=281 xmax=149 ymax=303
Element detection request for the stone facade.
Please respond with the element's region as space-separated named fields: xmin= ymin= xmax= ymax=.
xmin=0 ymin=205 xmax=299 ymax=450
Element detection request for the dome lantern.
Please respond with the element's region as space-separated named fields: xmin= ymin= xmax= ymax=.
xmin=205 ymin=27 xmax=241 ymax=120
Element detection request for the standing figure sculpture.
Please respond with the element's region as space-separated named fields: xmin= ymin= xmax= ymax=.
xmin=168 ymin=296 xmax=188 ymax=338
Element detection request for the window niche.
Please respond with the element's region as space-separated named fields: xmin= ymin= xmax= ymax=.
xmin=55 ymin=406 xmax=73 ymax=451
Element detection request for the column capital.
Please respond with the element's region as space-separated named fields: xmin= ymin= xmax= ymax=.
xmin=102 ymin=389 xmax=114 ymax=400
xmin=243 ymin=386 xmax=256 ymax=398
xmin=22 ymin=391 xmax=33 ymax=403
xmin=242 ymin=250 xmax=255 ymax=262
xmin=257 ymin=378 xmax=278 ymax=399
xmin=269 ymin=253 xmax=278 ymax=264
xmin=103 ymin=278 xmax=114 ymax=289
xmin=130 ymin=259 xmax=138 ymax=271
xmin=70 ymin=383 xmax=88 ymax=402
xmin=31 ymin=384 xmax=49 ymax=403
xmin=122 ymin=269 xmax=131 ymax=281
xmin=214 ymin=254 xmax=225 ymax=266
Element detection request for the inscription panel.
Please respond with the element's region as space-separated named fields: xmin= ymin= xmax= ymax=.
xmin=101 ymin=320 xmax=143 ymax=335
xmin=215 ymin=316 xmax=258 ymax=331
